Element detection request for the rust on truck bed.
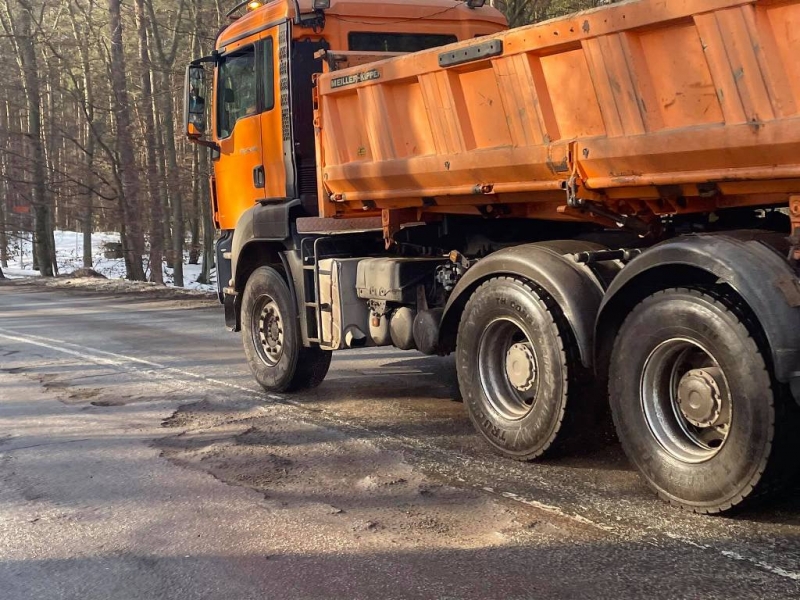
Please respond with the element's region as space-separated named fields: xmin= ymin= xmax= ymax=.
xmin=314 ymin=0 xmax=800 ymax=233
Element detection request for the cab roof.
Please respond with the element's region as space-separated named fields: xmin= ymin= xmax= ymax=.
xmin=319 ymin=0 xmax=506 ymax=25
xmin=218 ymin=0 xmax=507 ymax=49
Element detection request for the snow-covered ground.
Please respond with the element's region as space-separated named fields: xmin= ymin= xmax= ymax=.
xmin=2 ymin=230 xmax=216 ymax=293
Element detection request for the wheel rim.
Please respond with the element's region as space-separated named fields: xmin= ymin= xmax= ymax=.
xmin=478 ymin=318 xmax=539 ymax=421
xmin=251 ymin=295 xmax=284 ymax=367
xmin=640 ymin=338 xmax=732 ymax=464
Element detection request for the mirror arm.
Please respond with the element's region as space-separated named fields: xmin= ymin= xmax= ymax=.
xmin=190 ymin=138 xmax=220 ymax=152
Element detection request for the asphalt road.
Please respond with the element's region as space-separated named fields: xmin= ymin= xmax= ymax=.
xmin=1 ymin=280 xmax=799 ymax=599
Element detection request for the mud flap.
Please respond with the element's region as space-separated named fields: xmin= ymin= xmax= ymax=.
xmin=224 ymin=292 xmax=240 ymax=332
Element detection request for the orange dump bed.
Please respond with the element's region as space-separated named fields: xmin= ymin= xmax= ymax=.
xmin=314 ymin=0 xmax=800 ymax=227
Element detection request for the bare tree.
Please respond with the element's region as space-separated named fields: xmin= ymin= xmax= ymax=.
xmin=135 ymin=0 xmax=164 ymax=284
xmin=147 ymin=0 xmax=187 ymax=287
xmin=0 ymin=100 xmax=9 ymax=270
xmin=68 ymin=0 xmax=98 ymax=268
xmin=107 ymin=0 xmax=146 ymax=281
xmin=1 ymin=0 xmax=56 ymax=276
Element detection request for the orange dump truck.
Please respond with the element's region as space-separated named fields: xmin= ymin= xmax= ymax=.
xmin=186 ymin=0 xmax=800 ymax=513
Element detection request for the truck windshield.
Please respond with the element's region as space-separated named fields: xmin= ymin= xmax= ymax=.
xmin=348 ymin=32 xmax=457 ymax=53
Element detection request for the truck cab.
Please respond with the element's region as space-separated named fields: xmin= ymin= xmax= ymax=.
xmin=185 ymin=0 xmax=507 ymax=306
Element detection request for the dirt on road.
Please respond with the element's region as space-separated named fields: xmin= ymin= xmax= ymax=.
xmin=157 ymin=398 xmax=599 ymax=554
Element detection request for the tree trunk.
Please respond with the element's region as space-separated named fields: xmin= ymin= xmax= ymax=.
xmin=154 ymin=112 xmax=173 ymax=269
xmin=107 ymin=0 xmax=146 ymax=281
xmin=189 ymin=144 xmax=200 ymax=265
xmin=147 ymin=0 xmax=186 ymax=286
xmin=48 ymin=210 xmax=58 ymax=276
xmin=197 ymin=167 xmax=215 ymax=286
xmin=31 ymin=230 xmax=39 ymax=271
xmin=0 ymin=197 xmax=7 ymax=270
xmin=191 ymin=3 xmax=215 ymax=286
xmin=2 ymin=0 xmax=55 ymax=276
xmin=40 ymin=46 xmax=59 ymax=276
xmin=83 ymin=180 xmax=93 ymax=268
xmin=0 ymin=97 xmax=8 ymax=269
xmin=135 ymin=0 xmax=164 ymax=284
xmin=162 ymin=73 xmax=184 ymax=287
xmin=70 ymin=2 xmax=96 ymax=269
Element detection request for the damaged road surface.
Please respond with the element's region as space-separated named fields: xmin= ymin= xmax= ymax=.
xmin=1 ymin=282 xmax=799 ymax=599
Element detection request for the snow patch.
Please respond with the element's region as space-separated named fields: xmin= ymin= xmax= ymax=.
xmin=3 ymin=230 xmax=216 ymax=292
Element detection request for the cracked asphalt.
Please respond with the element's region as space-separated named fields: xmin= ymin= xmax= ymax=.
xmin=1 ymin=280 xmax=799 ymax=599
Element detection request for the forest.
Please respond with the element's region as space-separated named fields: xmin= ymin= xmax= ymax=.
xmin=0 ymin=0 xmax=614 ymax=285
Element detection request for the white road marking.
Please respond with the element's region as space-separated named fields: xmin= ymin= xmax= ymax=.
xmin=499 ymin=490 xmax=616 ymax=532
xmin=664 ymin=533 xmax=800 ymax=581
xmin=2 ymin=325 xmax=799 ymax=582
xmin=0 ymin=327 xmax=257 ymax=395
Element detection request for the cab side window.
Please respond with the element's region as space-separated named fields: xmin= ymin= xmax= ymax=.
xmin=348 ymin=32 xmax=458 ymax=53
xmin=217 ymin=47 xmax=257 ymax=138
xmin=262 ymin=37 xmax=275 ymax=112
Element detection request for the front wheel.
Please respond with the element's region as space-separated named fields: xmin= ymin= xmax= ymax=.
xmin=609 ymin=288 xmax=800 ymax=513
xmin=241 ymin=266 xmax=332 ymax=393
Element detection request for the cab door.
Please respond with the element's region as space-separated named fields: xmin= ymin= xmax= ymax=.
xmin=258 ymin=27 xmax=286 ymax=203
xmin=213 ymin=43 xmax=265 ymax=230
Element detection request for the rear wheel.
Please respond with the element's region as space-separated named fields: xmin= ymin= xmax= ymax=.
xmin=456 ymin=277 xmax=584 ymax=460
xmin=609 ymin=288 xmax=800 ymax=513
xmin=242 ymin=266 xmax=332 ymax=393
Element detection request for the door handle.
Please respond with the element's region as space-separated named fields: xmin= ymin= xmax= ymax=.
xmin=253 ymin=165 xmax=265 ymax=189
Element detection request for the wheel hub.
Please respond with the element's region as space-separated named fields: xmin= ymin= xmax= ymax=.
xmin=267 ymin=317 xmax=280 ymax=346
xmin=640 ymin=339 xmax=733 ymax=463
xmin=677 ymin=367 xmax=725 ymax=428
xmin=255 ymin=299 xmax=284 ymax=366
xmin=505 ymin=342 xmax=537 ymax=392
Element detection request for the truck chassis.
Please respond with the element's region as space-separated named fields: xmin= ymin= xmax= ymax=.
xmin=188 ymin=0 xmax=800 ymax=514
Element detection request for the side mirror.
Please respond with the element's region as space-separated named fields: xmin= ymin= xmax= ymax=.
xmin=184 ymin=58 xmax=220 ymax=152
xmin=184 ymin=64 xmax=208 ymax=138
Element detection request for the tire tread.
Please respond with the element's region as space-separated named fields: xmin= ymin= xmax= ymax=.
xmin=610 ymin=286 xmax=800 ymax=514
xmin=459 ymin=276 xmax=590 ymax=461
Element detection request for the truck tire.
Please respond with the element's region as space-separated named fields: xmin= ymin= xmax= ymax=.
xmin=241 ymin=266 xmax=332 ymax=393
xmin=457 ymin=277 xmax=583 ymax=460
xmin=609 ymin=288 xmax=800 ymax=513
